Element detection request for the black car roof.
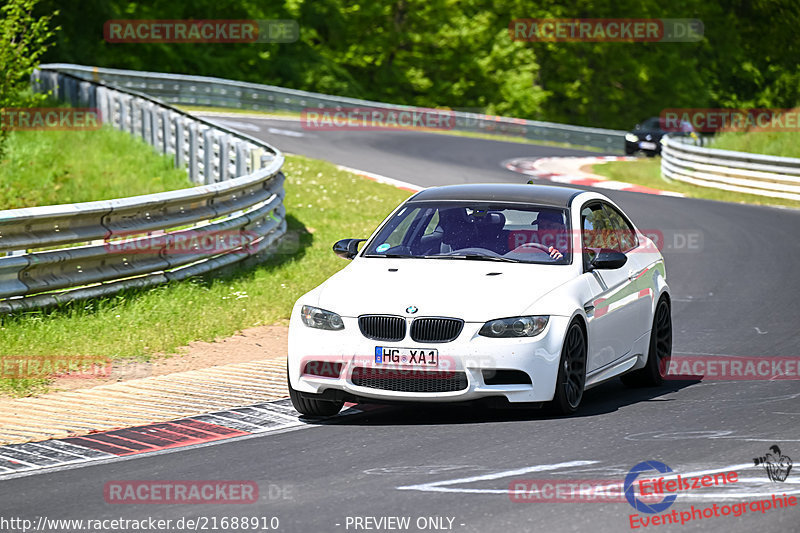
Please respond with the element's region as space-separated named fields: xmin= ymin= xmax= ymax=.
xmin=408 ymin=183 xmax=584 ymax=208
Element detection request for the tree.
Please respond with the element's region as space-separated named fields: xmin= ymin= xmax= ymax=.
xmin=0 ymin=0 xmax=59 ymax=155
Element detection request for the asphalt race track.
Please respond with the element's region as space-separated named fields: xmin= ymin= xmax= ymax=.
xmin=2 ymin=116 xmax=798 ymax=532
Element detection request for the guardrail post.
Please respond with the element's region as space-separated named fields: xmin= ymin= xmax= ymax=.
xmin=160 ymin=110 xmax=169 ymax=154
xmin=188 ymin=122 xmax=199 ymax=182
xmin=119 ymin=96 xmax=128 ymax=133
xmin=111 ymin=93 xmax=119 ymax=131
xmin=203 ymin=128 xmax=214 ymax=184
xmin=175 ymin=119 xmax=184 ymax=168
xmin=96 ymin=86 xmax=108 ymax=126
xmin=219 ymin=134 xmax=230 ymax=182
xmin=235 ymin=142 xmax=247 ymax=176
xmin=148 ymin=106 xmax=157 ymax=147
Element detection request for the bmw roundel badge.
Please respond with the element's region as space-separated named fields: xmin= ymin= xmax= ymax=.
xmin=406 ymin=305 xmax=418 ymax=314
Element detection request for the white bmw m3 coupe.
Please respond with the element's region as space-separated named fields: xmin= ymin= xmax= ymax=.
xmin=288 ymin=184 xmax=672 ymax=416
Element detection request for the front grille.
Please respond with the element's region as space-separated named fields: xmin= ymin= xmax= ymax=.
xmin=351 ymin=367 xmax=468 ymax=393
xmin=410 ymin=318 xmax=464 ymax=343
xmin=358 ymin=315 xmax=405 ymax=342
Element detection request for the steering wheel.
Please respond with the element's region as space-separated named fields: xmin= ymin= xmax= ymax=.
xmin=510 ymin=242 xmax=551 ymax=255
xmin=442 ymin=247 xmax=500 ymax=257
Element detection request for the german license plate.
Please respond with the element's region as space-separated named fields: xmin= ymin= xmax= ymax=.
xmin=639 ymin=141 xmax=657 ymax=150
xmin=375 ymin=347 xmax=438 ymax=367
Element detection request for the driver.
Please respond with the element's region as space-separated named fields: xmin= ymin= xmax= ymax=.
xmin=438 ymin=208 xmax=476 ymax=252
xmin=533 ymin=211 xmax=567 ymax=260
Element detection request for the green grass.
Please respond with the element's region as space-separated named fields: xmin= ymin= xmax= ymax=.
xmin=710 ymin=129 xmax=800 ymax=159
xmin=592 ymin=158 xmax=800 ymax=209
xmin=176 ymin=105 xmax=303 ymax=119
xmin=0 ymin=154 xmax=411 ymax=396
xmin=178 ymin=104 xmax=606 ymax=153
xmin=0 ymin=128 xmax=192 ymax=210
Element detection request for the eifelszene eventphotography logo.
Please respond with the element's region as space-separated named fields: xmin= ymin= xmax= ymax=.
xmin=624 ymin=454 xmax=797 ymax=529
xmin=754 ymin=445 xmax=792 ymax=482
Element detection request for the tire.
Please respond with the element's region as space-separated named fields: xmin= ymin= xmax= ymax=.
xmin=621 ymin=297 xmax=672 ymax=388
xmin=287 ymin=368 xmax=344 ymax=417
xmin=550 ymin=321 xmax=587 ymax=415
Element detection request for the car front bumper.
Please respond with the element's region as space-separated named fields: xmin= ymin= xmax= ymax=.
xmin=625 ymin=139 xmax=661 ymax=155
xmin=288 ymin=313 xmax=572 ymax=404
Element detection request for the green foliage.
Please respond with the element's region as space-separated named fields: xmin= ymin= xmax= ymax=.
xmin=0 ymin=0 xmax=59 ymax=154
xmin=29 ymin=1 xmax=800 ymax=137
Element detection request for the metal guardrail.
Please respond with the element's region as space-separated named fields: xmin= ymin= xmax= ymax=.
xmin=0 ymin=68 xmax=287 ymax=314
xmin=40 ymin=63 xmax=626 ymax=151
xmin=661 ymin=136 xmax=800 ymax=201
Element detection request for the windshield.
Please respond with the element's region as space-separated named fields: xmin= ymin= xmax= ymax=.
xmin=363 ymin=202 xmax=571 ymax=264
xmin=638 ymin=117 xmax=662 ymax=130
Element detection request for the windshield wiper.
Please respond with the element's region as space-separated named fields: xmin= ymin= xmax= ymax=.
xmin=424 ymin=254 xmax=521 ymax=263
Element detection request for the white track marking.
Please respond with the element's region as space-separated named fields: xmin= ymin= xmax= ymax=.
xmin=397 ymin=460 xmax=599 ymax=494
xmin=397 ymin=460 xmax=800 ymax=501
xmin=335 ymin=164 xmax=424 ymax=191
xmin=205 ymin=118 xmax=261 ymax=132
xmin=267 ymin=127 xmax=306 ymax=137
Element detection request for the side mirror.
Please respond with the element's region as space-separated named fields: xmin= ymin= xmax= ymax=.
xmin=589 ymin=249 xmax=627 ymax=270
xmin=333 ymin=238 xmax=366 ymax=260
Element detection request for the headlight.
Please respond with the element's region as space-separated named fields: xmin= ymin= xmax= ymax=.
xmin=479 ymin=316 xmax=549 ymax=338
xmin=625 ymin=133 xmax=639 ymax=142
xmin=301 ymin=305 xmax=344 ymax=330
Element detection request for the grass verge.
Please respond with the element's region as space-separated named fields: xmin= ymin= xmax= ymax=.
xmin=0 ymin=154 xmax=412 ymax=396
xmin=708 ymin=109 xmax=800 ymax=159
xmin=0 ymin=128 xmax=192 ymax=209
xmin=592 ymin=158 xmax=800 ymax=209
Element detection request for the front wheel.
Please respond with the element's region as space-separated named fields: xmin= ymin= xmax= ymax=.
xmin=288 ymin=369 xmax=344 ymax=417
xmin=621 ymin=297 xmax=672 ymax=387
xmin=550 ymin=321 xmax=587 ymax=415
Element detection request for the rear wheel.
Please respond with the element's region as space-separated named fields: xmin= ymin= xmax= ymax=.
xmin=550 ymin=321 xmax=586 ymax=415
xmin=288 ymin=368 xmax=344 ymax=417
xmin=621 ymin=297 xmax=672 ymax=387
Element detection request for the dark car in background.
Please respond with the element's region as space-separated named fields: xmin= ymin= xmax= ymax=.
xmin=624 ymin=117 xmax=667 ymax=156
xmin=625 ymin=117 xmax=698 ymax=157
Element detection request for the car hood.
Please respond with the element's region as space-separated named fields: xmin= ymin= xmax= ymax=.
xmin=312 ymin=258 xmax=576 ymax=322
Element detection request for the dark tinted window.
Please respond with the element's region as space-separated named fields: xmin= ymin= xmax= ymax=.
xmin=363 ymin=202 xmax=571 ymax=264
xmin=638 ymin=117 xmax=662 ymax=130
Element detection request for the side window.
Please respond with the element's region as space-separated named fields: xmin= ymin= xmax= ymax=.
xmin=602 ymin=204 xmax=638 ymax=252
xmin=581 ymin=204 xmax=620 ymax=252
